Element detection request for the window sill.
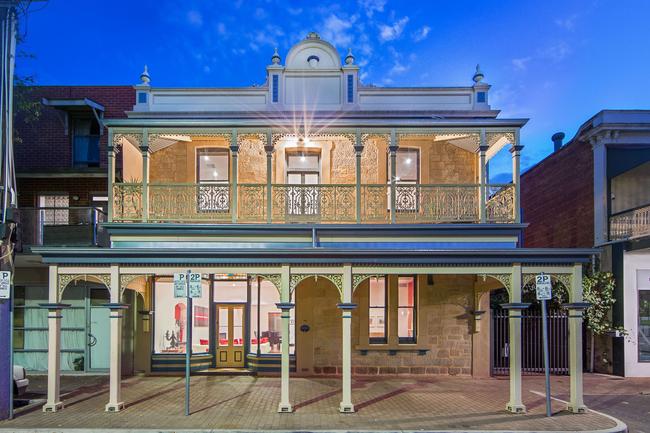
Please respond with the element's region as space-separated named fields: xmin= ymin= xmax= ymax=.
xmin=355 ymin=343 xmax=429 ymax=355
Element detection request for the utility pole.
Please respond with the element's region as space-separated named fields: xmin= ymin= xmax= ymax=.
xmin=0 ymin=0 xmax=19 ymax=421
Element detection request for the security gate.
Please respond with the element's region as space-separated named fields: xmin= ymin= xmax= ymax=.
xmin=492 ymin=307 xmax=569 ymax=375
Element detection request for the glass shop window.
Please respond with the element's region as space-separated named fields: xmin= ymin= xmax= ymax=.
xmin=153 ymin=276 xmax=210 ymax=354
xmin=638 ymin=270 xmax=650 ymax=362
xmin=72 ymin=117 xmax=100 ymax=167
xmin=368 ymin=277 xmax=387 ymax=344
xmin=397 ymin=276 xmax=417 ymax=344
xmin=249 ymin=278 xmax=295 ymax=355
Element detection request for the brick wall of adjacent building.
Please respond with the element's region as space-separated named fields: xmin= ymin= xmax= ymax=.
xmin=14 ymin=86 xmax=134 ymax=173
xmin=17 ymin=177 xmax=107 ymax=207
xmin=521 ymin=139 xmax=594 ymax=248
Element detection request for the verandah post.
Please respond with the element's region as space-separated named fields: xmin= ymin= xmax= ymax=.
xmin=389 ymin=129 xmax=398 ymax=224
xmin=230 ymin=129 xmax=239 ymax=223
xmin=354 ymin=130 xmax=363 ymax=224
xmin=478 ymin=129 xmax=488 ymax=223
xmin=338 ymin=264 xmax=356 ymax=413
xmin=277 ymin=264 xmax=293 ymax=413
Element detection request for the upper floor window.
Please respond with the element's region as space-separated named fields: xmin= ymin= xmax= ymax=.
xmin=197 ymin=148 xmax=229 ymax=183
xmin=388 ymin=148 xmax=420 ymax=212
xmin=38 ymin=194 xmax=69 ymax=225
xmin=72 ymin=117 xmax=100 ymax=167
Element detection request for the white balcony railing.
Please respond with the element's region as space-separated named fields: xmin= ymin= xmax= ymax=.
xmin=610 ymin=204 xmax=650 ymax=241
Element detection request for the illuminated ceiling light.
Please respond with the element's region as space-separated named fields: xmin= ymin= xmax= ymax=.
xmin=203 ymin=155 xmax=209 ymax=161
xmin=213 ymin=171 xmax=218 ymax=177
xmin=300 ymin=155 xmax=306 ymax=162
xmin=405 ymin=158 xmax=412 ymax=164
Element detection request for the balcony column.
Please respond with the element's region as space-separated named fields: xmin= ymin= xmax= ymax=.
xmin=230 ymin=129 xmax=239 ymax=223
xmin=565 ymin=264 xmax=589 ymax=413
xmin=41 ymin=265 xmax=69 ymax=412
xmin=478 ymin=129 xmax=488 ymax=223
xmin=354 ymin=130 xmax=363 ymax=224
xmin=276 ymin=264 xmax=294 ymax=413
xmin=503 ymin=264 xmax=529 ymax=414
xmin=338 ymin=264 xmax=356 ymax=413
xmin=105 ymin=265 xmax=127 ymax=412
xmin=107 ymin=130 xmax=115 ymax=222
xmin=265 ymin=132 xmax=274 ymax=224
xmin=510 ymin=131 xmax=523 ymax=223
xmin=389 ymin=129 xmax=398 ymax=224
xmin=140 ymin=129 xmax=149 ymax=222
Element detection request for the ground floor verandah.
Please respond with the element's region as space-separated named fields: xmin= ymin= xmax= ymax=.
xmin=3 ymin=375 xmax=625 ymax=432
xmin=36 ymin=260 xmax=591 ymax=416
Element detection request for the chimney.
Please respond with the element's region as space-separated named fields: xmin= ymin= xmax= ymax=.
xmin=552 ymin=132 xmax=565 ymax=152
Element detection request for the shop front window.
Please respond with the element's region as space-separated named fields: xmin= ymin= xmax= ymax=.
xmin=638 ymin=270 xmax=650 ymax=362
xmin=154 ymin=276 xmax=210 ymax=354
xmin=398 ymin=276 xmax=416 ymax=344
xmin=250 ymin=278 xmax=294 ymax=355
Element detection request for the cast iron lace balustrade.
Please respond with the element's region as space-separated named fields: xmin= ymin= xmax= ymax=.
xmin=111 ymin=182 xmax=516 ymax=224
xmin=609 ymin=203 xmax=650 ymax=240
xmin=486 ymin=184 xmax=516 ymax=223
xmin=149 ymin=183 xmax=231 ymax=222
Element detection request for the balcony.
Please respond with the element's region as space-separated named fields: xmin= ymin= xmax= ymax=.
xmin=16 ymin=207 xmax=107 ymax=251
xmin=609 ymin=203 xmax=650 ymax=241
xmin=111 ymin=183 xmax=516 ymax=224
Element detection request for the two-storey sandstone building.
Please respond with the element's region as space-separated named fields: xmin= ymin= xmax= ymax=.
xmin=17 ymin=33 xmax=594 ymax=415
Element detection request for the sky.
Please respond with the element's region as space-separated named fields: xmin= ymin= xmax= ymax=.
xmin=14 ymin=0 xmax=650 ymax=181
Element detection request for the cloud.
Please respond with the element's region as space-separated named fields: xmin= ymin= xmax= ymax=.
xmin=321 ymin=14 xmax=355 ymax=47
xmin=389 ymin=61 xmax=408 ymax=75
xmin=187 ymin=10 xmax=203 ymax=27
xmin=511 ymin=56 xmax=532 ymax=71
xmin=379 ymin=16 xmax=409 ymax=41
xmin=412 ymin=25 xmax=431 ymax=42
xmin=540 ymin=41 xmax=571 ymax=61
xmin=358 ymin=0 xmax=386 ymax=17
xmin=554 ymin=14 xmax=578 ymax=31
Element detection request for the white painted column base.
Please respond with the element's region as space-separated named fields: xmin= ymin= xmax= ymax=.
xmin=506 ymin=403 xmax=526 ymax=414
xmin=567 ymin=404 xmax=588 ymax=414
xmin=42 ymin=402 xmax=64 ymax=413
xmin=105 ymin=402 xmax=125 ymax=412
xmin=339 ymin=403 xmax=355 ymax=413
xmin=277 ymin=403 xmax=293 ymax=413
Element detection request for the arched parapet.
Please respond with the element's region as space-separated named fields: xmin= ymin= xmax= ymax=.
xmin=58 ymin=273 xmax=111 ymax=301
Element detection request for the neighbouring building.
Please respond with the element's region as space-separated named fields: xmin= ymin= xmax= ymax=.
xmin=16 ymin=33 xmax=594 ymax=415
xmin=521 ymin=110 xmax=650 ymax=377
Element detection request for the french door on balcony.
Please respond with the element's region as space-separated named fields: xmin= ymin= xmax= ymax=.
xmin=197 ymin=148 xmax=230 ymax=213
xmin=286 ymin=152 xmax=320 ymax=217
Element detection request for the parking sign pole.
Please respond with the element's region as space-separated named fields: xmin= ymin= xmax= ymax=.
xmin=185 ymin=269 xmax=191 ymax=416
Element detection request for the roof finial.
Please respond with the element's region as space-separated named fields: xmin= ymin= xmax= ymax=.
xmin=271 ymin=47 xmax=281 ymax=65
xmin=140 ymin=65 xmax=151 ymax=86
xmin=472 ymin=64 xmax=484 ymax=84
xmin=345 ymin=48 xmax=355 ymax=65
xmin=306 ymin=31 xmax=320 ymax=40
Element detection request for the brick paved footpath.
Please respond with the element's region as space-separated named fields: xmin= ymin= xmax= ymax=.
xmin=0 ymin=374 xmax=631 ymax=432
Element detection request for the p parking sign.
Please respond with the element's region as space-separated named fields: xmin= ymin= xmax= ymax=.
xmin=0 ymin=271 xmax=10 ymax=299
xmin=535 ymin=273 xmax=552 ymax=301
xmin=174 ymin=273 xmax=187 ymax=298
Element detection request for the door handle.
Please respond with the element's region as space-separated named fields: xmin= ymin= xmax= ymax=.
xmin=88 ymin=333 xmax=97 ymax=347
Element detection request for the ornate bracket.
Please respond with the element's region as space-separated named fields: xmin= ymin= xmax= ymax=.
xmin=251 ymin=274 xmax=282 ymax=295
xmin=58 ymin=273 xmax=111 ymax=301
xmin=289 ymin=274 xmax=312 ymax=293
xmin=119 ymin=274 xmax=151 ymax=298
xmin=352 ymin=274 xmax=381 ymax=292
xmin=478 ymin=273 xmax=512 ymax=295
xmin=112 ymin=133 xmax=143 ymax=154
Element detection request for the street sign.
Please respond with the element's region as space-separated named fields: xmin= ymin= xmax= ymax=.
xmin=188 ymin=273 xmax=202 ymax=298
xmin=536 ymin=272 xmax=553 ymax=417
xmin=0 ymin=271 xmax=11 ymax=299
xmin=535 ymin=274 xmax=552 ymax=301
xmin=174 ymin=273 xmax=187 ymax=298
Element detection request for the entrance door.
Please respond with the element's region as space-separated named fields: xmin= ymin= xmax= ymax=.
xmin=88 ymin=287 xmax=110 ymax=370
xmin=216 ymin=304 xmax=246 ymax=368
